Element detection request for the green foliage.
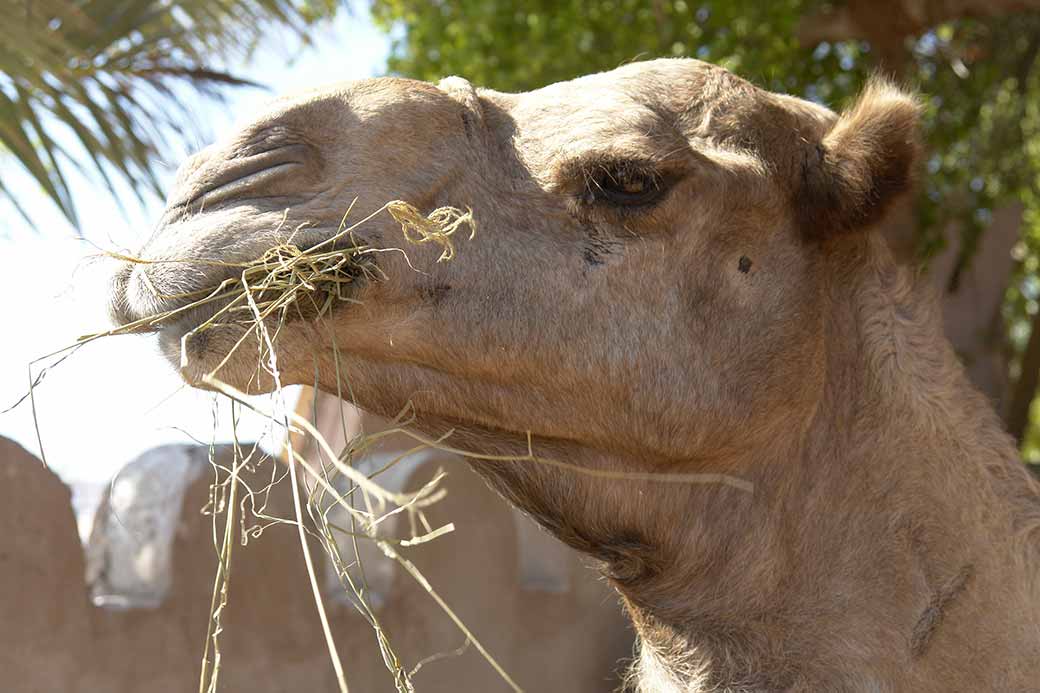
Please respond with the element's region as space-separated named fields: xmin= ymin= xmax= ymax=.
xmin=0 ymin=0 xmax=338 ymax=227
xmin=916 ymin=17 xmax=1040 ymax=264
xmin=373 ymin=1 xmax=837 ymax=94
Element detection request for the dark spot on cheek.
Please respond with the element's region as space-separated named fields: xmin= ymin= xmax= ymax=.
xmin=582 ymin=223 xmax=622 ymax=269
xmin=738 ymin=255 xmax=752 ymax=273
xmin=419 ymin=283 xmax=452 ymax=304
xmin=461 ymin=111 xmax=473 ymax=139
xmin=583 ymin=246 xmax=606 ymax=267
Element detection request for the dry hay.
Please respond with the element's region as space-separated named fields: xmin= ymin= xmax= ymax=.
xmin=8 ymin=198 xmax=752 ymax=693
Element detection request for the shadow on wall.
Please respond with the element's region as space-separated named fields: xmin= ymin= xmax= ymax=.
xmin=0 ymin=435 xmax=633 ymax=693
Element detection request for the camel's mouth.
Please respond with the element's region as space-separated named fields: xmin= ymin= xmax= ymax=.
xmin=107 ymin=235 xmax=377 ymax=342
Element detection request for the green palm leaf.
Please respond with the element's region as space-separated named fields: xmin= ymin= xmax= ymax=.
xmin=0 ymin=0 xmax=338 ymax=230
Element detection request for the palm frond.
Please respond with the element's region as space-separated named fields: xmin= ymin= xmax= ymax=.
xmin=0 ymin=0 xmax=336 ymax=231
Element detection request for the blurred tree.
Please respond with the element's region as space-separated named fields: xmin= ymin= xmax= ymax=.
xmin=372 ymin=0 xmax=1040 ymax=461
xmin=0 ymin=0 xmax=339 ymax=227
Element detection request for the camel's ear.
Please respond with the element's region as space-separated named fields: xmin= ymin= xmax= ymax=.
xmin=799 ymin=79 xmax=921 ymax=238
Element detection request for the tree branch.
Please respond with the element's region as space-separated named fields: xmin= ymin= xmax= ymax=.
xmin=1006 ymin=306 xmax=1040 ymax=442
xmin=799 ymin=0 xmax=1040 ymax=50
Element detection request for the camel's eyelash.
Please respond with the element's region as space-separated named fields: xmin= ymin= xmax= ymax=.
xmin=575 ymin=160 xmax=672 ymax=209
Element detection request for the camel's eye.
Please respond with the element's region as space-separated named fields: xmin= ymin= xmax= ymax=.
xmin=585 ymin=165 xmax=666 ymax=207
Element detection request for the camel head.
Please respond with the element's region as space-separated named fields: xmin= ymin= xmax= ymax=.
xmin=109 ymin=57 xmax=920 ymax=586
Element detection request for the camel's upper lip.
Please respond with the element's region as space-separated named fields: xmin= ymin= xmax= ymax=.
xmin=107 ymin=259 xmax=227 ymax=334
xmin=107 ymin=262 xmax=141 ymax=330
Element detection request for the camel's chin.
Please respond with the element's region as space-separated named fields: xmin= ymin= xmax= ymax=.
xmin=156 ymin=321 xmax=218 ymax=386
xmin=157 ymin=322 xmax=253 ymax=391
xmin=157 ymin=317 xmax=308 ymax=396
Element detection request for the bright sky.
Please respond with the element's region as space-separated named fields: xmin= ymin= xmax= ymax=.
xmin=0 ymin=8 xmax=393 ymax=485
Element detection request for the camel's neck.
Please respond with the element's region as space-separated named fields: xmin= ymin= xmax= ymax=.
xmin=620 ymin=238 xmax=1040 ymax=692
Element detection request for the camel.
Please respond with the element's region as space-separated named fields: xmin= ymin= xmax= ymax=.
xmin=108 ymin=59 xmax=1040 ymax=691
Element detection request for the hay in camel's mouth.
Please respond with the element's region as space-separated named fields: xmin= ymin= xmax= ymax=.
xmin=102 ymin=200 xmax=477 ymax=344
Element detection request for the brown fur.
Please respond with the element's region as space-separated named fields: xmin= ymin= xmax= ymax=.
xmin=799 ymin=80 xmax=921 ymax=236
xmin=109 ymin=59 xmax=1040 ymax=691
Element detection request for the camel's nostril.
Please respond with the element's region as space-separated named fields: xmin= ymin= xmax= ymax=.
xmin=166 ymin=143 xmax=311 ymax=219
